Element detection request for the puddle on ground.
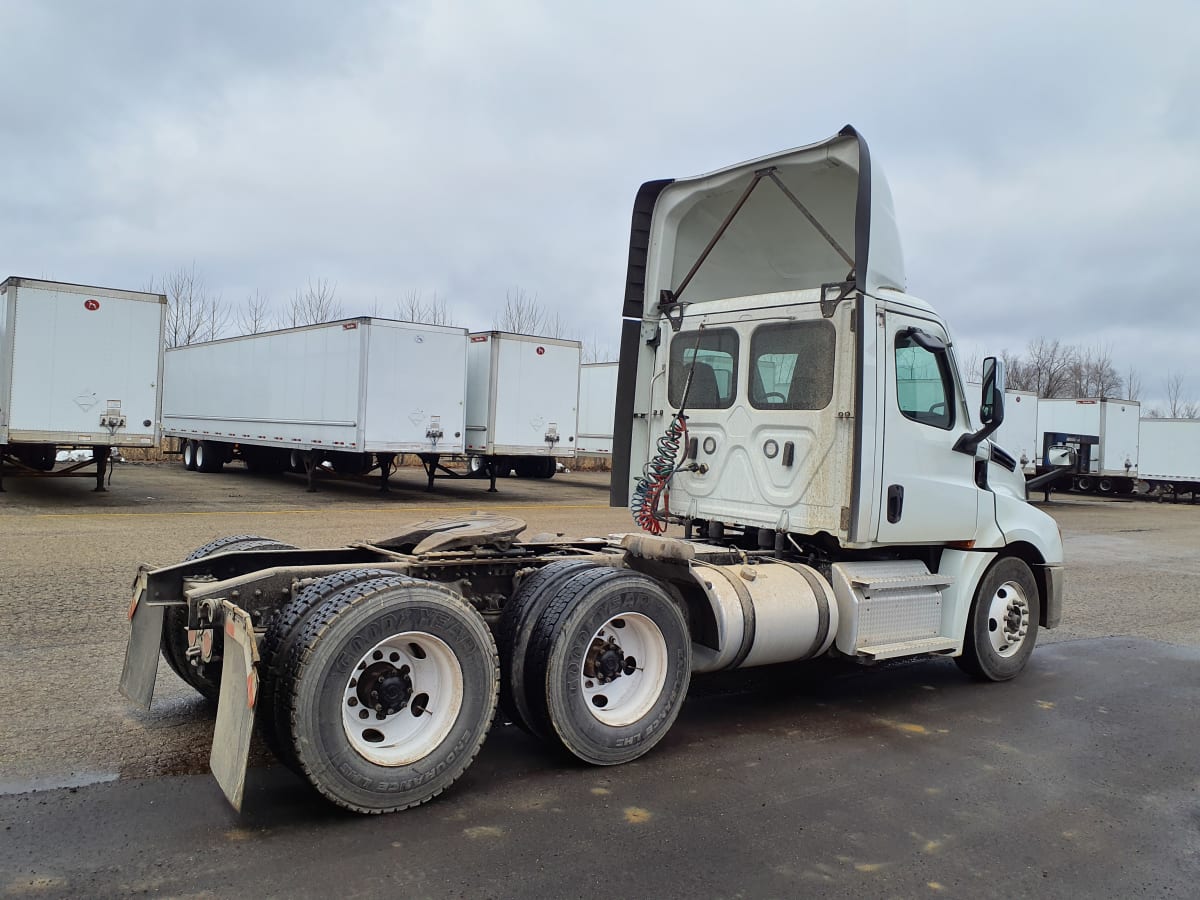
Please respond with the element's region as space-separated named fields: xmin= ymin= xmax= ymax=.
xmin=0 ymin=771 xmax=119 ymax=796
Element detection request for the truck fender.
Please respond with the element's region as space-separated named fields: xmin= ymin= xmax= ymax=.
xmin=937 ymin=548 xmax=1000 ymax=653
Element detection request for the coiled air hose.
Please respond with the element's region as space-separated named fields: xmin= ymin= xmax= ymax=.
xmin=631 ymin=411 xmax=688 ymax=534
xmin=632 ymin=330 xmax=703 ymax=534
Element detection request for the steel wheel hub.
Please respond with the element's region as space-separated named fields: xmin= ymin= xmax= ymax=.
xmin=580 ymin=613 xmax=668 ymax=727
xmin=341 ymin=631 xmax=464 ymax=766
xmin=986 ymin=581 xmax=1030 ymax=658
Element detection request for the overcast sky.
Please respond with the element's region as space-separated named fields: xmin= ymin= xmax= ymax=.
xmin=2 ymin=1 xmax=1196 ymax=409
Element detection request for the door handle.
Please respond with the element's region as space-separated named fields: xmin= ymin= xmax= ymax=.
xmin=887 ymin=484 xmax=904 ymax=523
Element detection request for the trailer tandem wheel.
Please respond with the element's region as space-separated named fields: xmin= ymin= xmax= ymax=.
xmin=182 ymin=440 xmax=197 ymax=471
xmin=955 ymin=556 xmax=1041 ymax=682
xmin=257 ymin=568 xmax=396 ymax=771
xmin=497 ymin=558 xmax=607 ymax=736
xmin=525 ymin=568 xmax=691 ymax=766
xmin=194 ymin=440 xmax=224 ymax=473
xmin=280 ymin=577 xmax=498 ymax=813
xmin=161 ymin=535 xmax=299 ymax=701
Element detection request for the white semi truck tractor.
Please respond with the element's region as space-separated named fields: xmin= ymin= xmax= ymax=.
xmin=120 ymin=126 xmax=1063 ymax=815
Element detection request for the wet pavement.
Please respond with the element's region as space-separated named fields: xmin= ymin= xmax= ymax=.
xmin=2 ymin=638 xmax=1198 ymax=898
xmin=2 ymin=463 xmax=1200 ymax=896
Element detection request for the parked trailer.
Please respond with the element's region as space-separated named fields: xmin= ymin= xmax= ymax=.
xmin=577 ymin=361 xmax=618 ymax=459
xmin=0 ymin=277 xmax=164 ymax=492
xmin=1138 ymin=418 xmax=1200 ymax=499
xmin=969 ymin=384 xmax=1038 ymax=472
xmin=163 ymin=317 xmax=467 ymax=491
xmin=463 ymin=331 xmax=580 ymax=488
xmin=1035 ymin=397 xmax=1140 ymax=493
xmin=121 ymin=127 xmax=1063 ymax=816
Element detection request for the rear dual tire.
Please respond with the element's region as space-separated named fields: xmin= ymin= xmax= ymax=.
xmin=257 ymin=568 xmax=395 ymax=769
xmin=515 ymin=566 xmax=691 ymax=766
xmin=497 ymin=559 xmax=604 ymax=737
xmin=276 ymin=577 xmax=498 ymax=813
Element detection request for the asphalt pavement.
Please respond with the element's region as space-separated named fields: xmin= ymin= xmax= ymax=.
xmin=1 ymin=464 xmax=1199 ymax=897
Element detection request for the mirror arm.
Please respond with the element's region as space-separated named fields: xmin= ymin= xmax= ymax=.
xmin=953 ymin=420 xmax=1000 ymax=456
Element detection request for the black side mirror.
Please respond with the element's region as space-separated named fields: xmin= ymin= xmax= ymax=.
xmin=954 ymin=356 xmax=1007 ymax=456
xmin=979 ymin=356 xmax=1006 ymax=426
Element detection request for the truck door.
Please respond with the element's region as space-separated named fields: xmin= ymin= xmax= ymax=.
xmin=877 ymin=312 xmax=978 ymax=544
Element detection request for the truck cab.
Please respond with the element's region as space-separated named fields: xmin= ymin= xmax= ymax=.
xmin=612 ymin=125 xmax=1062 ymax=658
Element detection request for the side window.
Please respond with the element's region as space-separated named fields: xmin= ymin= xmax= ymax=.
xmin=668 ymin=328 xmax=738 ymax=409
xmin=749 ymin=320 xmax=836 ymax=410
xmin=895 ymin=331 xmax=955 ymax=429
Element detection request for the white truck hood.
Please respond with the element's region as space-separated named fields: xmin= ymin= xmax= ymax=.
xmin=624 ymin=125 xmax=905 ymax=320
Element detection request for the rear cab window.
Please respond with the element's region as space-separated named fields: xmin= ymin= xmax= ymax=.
xmin=749 ymin=320 xmax=836 ymax=410
xmin=668 ymin=329 xmax=738 ymax=409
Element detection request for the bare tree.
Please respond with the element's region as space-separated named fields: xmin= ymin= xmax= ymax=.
xmin=1125 ymin=366 xmax=1142 ymax=402
xmin=156 ymin=263 xmax=229 ymax=347
xmin=237 ymin=289 xmax=273 ymax=335
xmin=280 ymin=277 xmax=343 ymax=327
xmin=1069 ymin=343 xmax=1122 ymax=399
xmin=958 ymin=349 xmax=983 ymax=382
xmin=1164 ymin=371 xmax=1200 ymax=418
xmin=396 ymin=290 xmax=455 ymax=326
xmin=1004 ymin=338 xmax=1077 ymax=398
xmin=494 ymin=288 xmax=546 ymax=334
xmin=542 ymin=309 xmax=570 ymax=339
xmin=581 ymin=333 xmax=616 ymax=363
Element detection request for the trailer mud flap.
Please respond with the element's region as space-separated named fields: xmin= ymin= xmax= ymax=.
xmin=210 ymin=601 xmax=260 ymax=812
xmin=119 ymin=568 xmax=162 ymax=709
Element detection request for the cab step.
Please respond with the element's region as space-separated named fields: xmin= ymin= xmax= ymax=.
xmin=856 ymin=636 xmax=959 ymax=660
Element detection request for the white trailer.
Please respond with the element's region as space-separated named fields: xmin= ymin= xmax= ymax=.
xmin=0 ymin=277 xmax=164 ymax=492
xmin=464 ymin=331 xmax=580 ymax=483
xmin=1035 ymin=397 xmax=1140 ymax=493
xmin=122 ymin=127 xmax=1063 ymax=818
xmin=969 ymin=384 xmax=1038 ymax=471
xmin=1137 ymin=418 xmax=1200 ymax=497
xmin=577 ymin=361 xmax=618 ymax=459
xmin=163 ymin=317 xmax=467 ymax=491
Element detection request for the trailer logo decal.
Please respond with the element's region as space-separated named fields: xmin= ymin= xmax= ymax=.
xmin=84 ymin=298 xmax=100 ymax=311
xmin=536 ymin=346 xmax=545 ymax=355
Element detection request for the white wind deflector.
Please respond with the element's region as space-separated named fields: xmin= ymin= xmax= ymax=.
xmin=641 ymin=127 xmax=904 ymax=317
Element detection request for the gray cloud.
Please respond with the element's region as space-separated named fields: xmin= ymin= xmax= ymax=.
xmin=2 ymin=0 xmax=1196 ymax=405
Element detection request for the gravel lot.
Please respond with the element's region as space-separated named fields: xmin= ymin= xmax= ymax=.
xmin=1 ymin=462 xmax=1198 ymax=790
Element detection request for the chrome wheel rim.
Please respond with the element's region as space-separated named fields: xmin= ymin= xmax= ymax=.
xmin=987 ymin=581 xmax=1030 ymax=658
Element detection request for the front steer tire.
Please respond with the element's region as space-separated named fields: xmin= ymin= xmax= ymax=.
xmin=524 ymin=567 xmax=691 ymax=766
xmin=956 ymin=556 xmax=1041 ymax=682
xmin=160 ymin=535 xmax=298 ymax=701
xmin=278 ymin=577 xmax=498 ymax=813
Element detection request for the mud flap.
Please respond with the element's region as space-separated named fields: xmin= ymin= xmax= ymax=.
xmin=119 ymin=568 xmax=162 ymax=709
xmin=210 ymin=601 xmax=260 ymax=812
